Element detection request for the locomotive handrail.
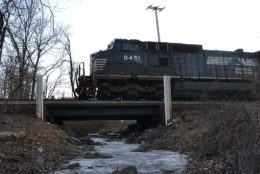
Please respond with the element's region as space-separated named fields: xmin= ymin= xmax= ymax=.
xmin=78 ymin=62 xmax=85 ymax=76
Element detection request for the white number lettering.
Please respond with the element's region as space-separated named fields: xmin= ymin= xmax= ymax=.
xmin=123 ymin=55 xmax=142 ymax=63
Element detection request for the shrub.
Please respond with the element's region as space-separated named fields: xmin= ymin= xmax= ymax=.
xmin=196 ymin=103 xmax=260 ymax=174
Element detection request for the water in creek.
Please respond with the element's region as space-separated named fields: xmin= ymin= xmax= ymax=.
xmin=55 ymin=137 xmax=187 ymax=174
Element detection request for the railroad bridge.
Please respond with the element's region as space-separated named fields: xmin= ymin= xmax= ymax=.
xmin=45 ymin=100 xmax=163 ymax=125
xmin=0 ymin=99 xmax=217 ymax=126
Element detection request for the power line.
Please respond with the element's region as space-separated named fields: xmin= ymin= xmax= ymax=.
xmin=147 ymin=5 xmax=165 ymax=42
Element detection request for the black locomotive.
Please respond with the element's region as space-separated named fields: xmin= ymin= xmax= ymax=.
xmin=76 ymin=39 xmax=260 ymax=100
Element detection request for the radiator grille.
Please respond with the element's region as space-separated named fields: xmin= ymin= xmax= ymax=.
xmin=93 ymin=58 xmax=107 ymax=72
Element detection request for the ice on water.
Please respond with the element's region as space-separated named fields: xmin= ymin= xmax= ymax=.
xmin=55 ymin=138 xmax=187 ymax=174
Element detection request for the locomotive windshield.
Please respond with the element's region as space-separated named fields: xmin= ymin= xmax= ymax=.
xmin=108 ymin=40 xmax=121 ymax=50
xmin=107 ymin=39 xmax=141 ymax=51
xmin=107 ymin=40 xmax=115 ymax=49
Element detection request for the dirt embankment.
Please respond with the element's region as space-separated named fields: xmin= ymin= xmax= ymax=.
xmin=0 ymin=114 xmax=81 ymax=174
xmin=123 ymin=102 xmax=260 ymax=174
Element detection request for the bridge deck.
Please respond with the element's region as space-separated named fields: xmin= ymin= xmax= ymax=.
xmin=45 ymin=100 xmax=163 ymax=123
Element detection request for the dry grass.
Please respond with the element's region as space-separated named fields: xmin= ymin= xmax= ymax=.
xmin=194 ymin=103 xmax=260 ymax=174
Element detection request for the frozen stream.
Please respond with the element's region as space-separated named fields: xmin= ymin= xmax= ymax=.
xmin=55 ymin=138 xmax=187 ymax=174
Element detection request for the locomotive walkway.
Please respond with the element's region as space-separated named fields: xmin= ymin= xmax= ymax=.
xmin=0 ymin=99 xmax=222 ymax=125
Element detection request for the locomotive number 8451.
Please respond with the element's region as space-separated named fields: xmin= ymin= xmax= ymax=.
xmin=76 ymin=39 xmax=260 ymax=100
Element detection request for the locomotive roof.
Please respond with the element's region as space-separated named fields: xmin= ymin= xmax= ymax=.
xmin=113 ymin=38 xmax=202 ymax=47
xmin=112 ymin=38 xmax=203 ymax=53
xmin=112 ymin=38 xmax=259 ymax=55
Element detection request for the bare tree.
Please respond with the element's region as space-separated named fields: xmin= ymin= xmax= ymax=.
xmin=0 ymin=0 xmax=12 ymax=63
xmin=0 ymin=0 xmax=68 ymax=99
xmin=0 ymin=54 xmax=19 ymax=99
xmin=28 ymin=15 xmax=63 ymax=99
xmin=62 ymin=30 xmax=78 ymax=98
xmin=44 ymin=67 xmax=66 ymax=99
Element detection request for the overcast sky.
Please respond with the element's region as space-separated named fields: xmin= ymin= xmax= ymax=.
xmin=54 ymin=0 xmax=260 ymax=73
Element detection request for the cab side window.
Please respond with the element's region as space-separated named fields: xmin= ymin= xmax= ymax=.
xmin=122 ymin=43 xmax=131 ymax=51
xmin=114 ymin=43 xmax=121 ymax=50
xmin=132 ymin=44 xmax=139 ymax=51
xmin=122 ymin=43 xmax=140 ymax=51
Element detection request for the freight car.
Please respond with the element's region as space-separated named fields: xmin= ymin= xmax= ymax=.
xmin=76 ymin=39 xmax=260 ymax=100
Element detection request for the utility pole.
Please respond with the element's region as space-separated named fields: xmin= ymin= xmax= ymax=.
xmin=147 ymin=5 xmax=165 ymax=42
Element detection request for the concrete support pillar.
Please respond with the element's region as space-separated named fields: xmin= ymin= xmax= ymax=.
xmin=163 ymin=75 xmax=172 ymax=125
xmin=36 ymin=75 xmax=44 ymax=120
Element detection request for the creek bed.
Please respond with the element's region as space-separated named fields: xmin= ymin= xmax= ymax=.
xmin=55 ymin=137 xmax=187 ymax=174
